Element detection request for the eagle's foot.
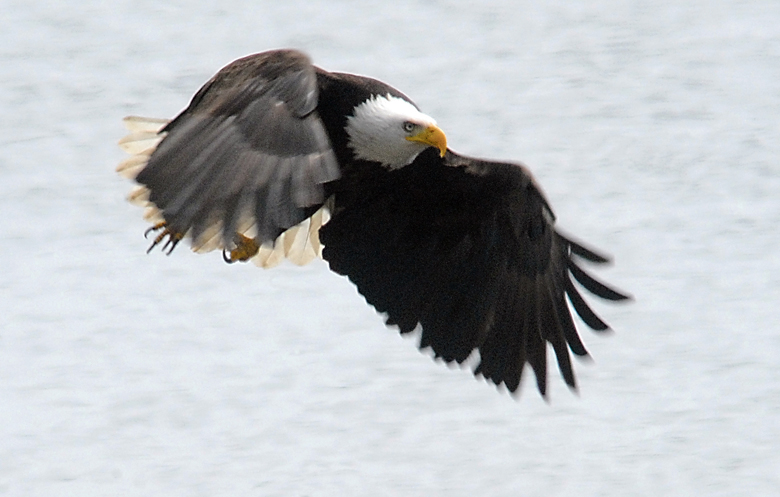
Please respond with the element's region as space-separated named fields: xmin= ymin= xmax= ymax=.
xmin=144 ymin=221 xmax=183 ymax=255
xmin=223 ymin=233 xmax=260 ymax=264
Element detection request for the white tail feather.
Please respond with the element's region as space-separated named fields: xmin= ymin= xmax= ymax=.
xmin=123 ymin=115 xmax=169 ymax=133
xmin=253 ymin=242 xmax=286 ymax=268
xmin=116 ymin=154 xmax=151 ymax=179
xmin=118 ymin=131 xmax=165 ymax=155
xmin=127 ymin=185 xmax=150 ymax=206
xmin=283 ymin=224 xmax=315 ymax=265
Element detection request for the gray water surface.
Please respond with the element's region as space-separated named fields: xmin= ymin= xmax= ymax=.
xmin=2 ymin=1 xmax=779 ymax=495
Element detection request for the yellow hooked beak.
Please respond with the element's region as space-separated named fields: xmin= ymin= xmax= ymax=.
xmin=406 ymin=124 xmax=447 ymax=158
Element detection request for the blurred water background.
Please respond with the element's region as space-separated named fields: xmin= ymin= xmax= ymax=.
xmin=1 ymin=1 xmax=779 ymax=495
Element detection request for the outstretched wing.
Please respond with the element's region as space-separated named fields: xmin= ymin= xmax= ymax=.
xmin=134 ymin=49 xmax=340 ymax=248
xmin=320 ymin=149 xmax=630 ymax=395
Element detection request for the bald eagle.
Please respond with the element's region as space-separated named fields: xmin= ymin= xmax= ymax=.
xmin=117 ymin=49 xmax=629 ymax=397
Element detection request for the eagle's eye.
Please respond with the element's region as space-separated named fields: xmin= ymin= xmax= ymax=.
xmin=402 ymin=121 xmax=416 ymax=133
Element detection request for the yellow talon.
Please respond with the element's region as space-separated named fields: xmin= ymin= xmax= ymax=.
xmin=223 ymin=233 xmax=260 ymax=263
xmin=144 ymin=221 xmax=183 ymax=255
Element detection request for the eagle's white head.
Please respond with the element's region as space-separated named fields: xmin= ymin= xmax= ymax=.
xmin=345 ymin=94 xmax=447 ymax=169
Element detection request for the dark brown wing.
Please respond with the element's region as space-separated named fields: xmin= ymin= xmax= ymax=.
xmin=320 ymin=148 xmax=630 ymax=395
xmin=135 ymin=49 xmax=340 ymax=246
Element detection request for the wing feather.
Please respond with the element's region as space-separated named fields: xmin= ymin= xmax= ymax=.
xmin=133 ymin=50 xmax=340 ymax=249
xmin=567 ymin=257 xmax=630 ymax=301
xmin=321 ymin=149 xmax=628 ymax=395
